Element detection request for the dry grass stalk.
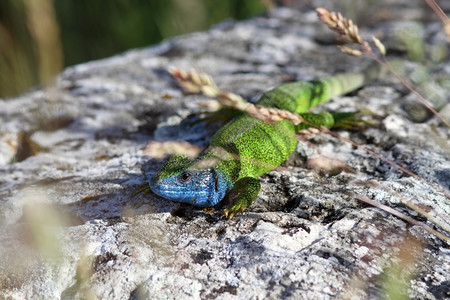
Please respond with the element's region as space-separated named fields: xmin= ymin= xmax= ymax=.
xmin=316 ymin=7 xmax=362 ymax=43
xmin=169 ymin=68 xmax=306 ymax=125
xmin=316 ymin=7 xmax=379 ymax=57
xmin=324 ymin=127 xmax=450 ymax=242
xmin=423 ymin=0 xmax=450 ymax=37
xmin=316 ymin=7 xmax=449 ymax=128
xmin=352 ymin=193 xmax=449 ymax=243
xmin=296 ymin=127 xmax=322 ymax=140
xmin=24 ymin=0 xmax=63 ymax=88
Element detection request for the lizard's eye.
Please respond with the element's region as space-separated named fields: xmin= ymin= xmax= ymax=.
xmin=179 ymin=172 xmax=191 ymax=183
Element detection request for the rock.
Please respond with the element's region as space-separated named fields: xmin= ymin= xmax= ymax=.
xmin=0 ymin=3 xmax=449 ymax=300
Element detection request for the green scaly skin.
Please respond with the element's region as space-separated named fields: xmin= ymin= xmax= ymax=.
xmin=148 ymin=65 xmax=382 ymax=219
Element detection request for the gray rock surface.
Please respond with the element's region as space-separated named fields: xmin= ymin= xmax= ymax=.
xmin=0 ymin=3 xmax=449 ymax=300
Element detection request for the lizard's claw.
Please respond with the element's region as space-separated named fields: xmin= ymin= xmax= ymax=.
xmin=203 ymin=207 xmax=215 ymax=214
xmin=223 ymin=205 xmax=244 ymax=220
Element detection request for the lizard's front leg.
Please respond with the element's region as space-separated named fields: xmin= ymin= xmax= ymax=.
xmin=224 ymin=177 xmax=260 ymax=219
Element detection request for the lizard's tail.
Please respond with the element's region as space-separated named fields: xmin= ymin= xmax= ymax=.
xmin=259 ymin=62 xmax=387 ymax=113
xmin=319 ymin=62 xmax=387 ymax=101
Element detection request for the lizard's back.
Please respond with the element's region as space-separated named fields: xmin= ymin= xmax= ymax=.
xmin=207 ymin=71 xmax=376 ymax=180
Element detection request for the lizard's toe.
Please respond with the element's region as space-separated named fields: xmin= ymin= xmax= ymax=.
xmin=223 ymin=205 xmax=245 ymax=220
xmin=133 ymin=182 xmax=151 ymax=196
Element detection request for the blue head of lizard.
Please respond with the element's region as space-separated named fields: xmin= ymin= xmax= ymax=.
xmin=150 ymin=155 xmax=230 ymax=207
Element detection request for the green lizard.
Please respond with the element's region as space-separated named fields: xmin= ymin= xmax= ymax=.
xmin=146 ymin=65 xmax=383 ymax=219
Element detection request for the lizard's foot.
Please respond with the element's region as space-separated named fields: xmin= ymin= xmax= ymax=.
xmin=223 ymin=201 xmax=250 ymax=220
xmin=222 ymin=177 xmax=260 ymax=220
xmin=223 ymin=207 xmax=242 ymax=220
xmin=133 ymin=182 xmax=151 ymax=196
xmin=203 ymin=207 xmax=215 ymax=214
xmin=331 ymin=110 xmax=376 ymax=130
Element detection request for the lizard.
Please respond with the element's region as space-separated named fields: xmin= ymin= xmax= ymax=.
xmin=145 ymin=64 xmax=384 ymax=219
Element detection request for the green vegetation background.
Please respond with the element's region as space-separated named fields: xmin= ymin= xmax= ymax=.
xmin=0 ymin=0 xmax=266 ymax=98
